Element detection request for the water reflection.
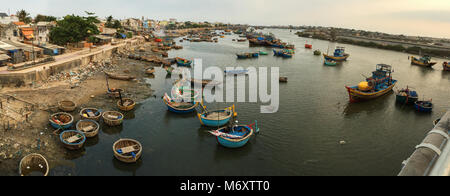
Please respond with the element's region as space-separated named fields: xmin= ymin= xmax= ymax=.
xmin=102 ymin=124 xmax=124 ymax=135
xmin=63 ymin=148 xmax=86 ymax=160
xmin=111 ymin=157 xmax=143 ymax=176
xmin=84 ymin=135 xmax=99 ymax=147
xmin=213 ymin=143 xmax=253 ymax=162
xmin=343 ymin=92 xmax=393 ymax=117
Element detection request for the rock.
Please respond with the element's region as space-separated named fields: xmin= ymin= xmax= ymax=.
xmin=90 ymin=95 xmax=95 ymax=98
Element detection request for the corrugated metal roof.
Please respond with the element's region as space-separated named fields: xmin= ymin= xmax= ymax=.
xmin=0 ymin=54 xmax=11 ymax=61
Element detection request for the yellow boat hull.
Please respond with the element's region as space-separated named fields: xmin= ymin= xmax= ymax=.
xmin=345 ymin=82 xmax=396 ymax=103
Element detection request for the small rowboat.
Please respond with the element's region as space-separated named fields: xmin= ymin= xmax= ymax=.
xmin=224 ymin=69 xmax=248 ymax=75
xmin=163 ymin=93 xmax=198 ymax=114
xmin=113 ymin=139 xmax=142 ymax=163
xmin=176 ymin=57 xmax=192 ymax=66
xmin=305 ymin=44 xmax=312 ymax=49
xmin=395 ymin=87 xmax=418 ymax=105
xmin=76 ymin=119 xmax=100 ymax=138
xmin=117 ymin=98 xmax=136 ymax=111
xmin=324 ymin=60 xmax=337 ymax=66
xmin=209 ymin=121 xmax=259 ymax=148
xmin=237 ymin=39 xmax=246 ymax=42
xmin=105 ymin=72 xmax=136 ymax=81
xmin=198 ymin=105 xmax=236 ymax=127
xmin=259 ymin=51 xmax=268 ymax=55
xmin=58 ymin=100 xmax=76 ymax=112
xmin=49 ymin=112 xmax=74 ymax=130
xmin=60 ymin=130 xmax=86 ymax=150
xmin=107 ymin=88 xmax=124 ymax=98
xmin=279 ymin=77 xmax=288 ymax=83
xmin=414 ymin=100 xmax=433 ymax=112
xmin=102 ymin=111 xmax=124 ymax=126
xmin=19 ymin=153 xmax=49 ymax=176
xmin=80 ymin=108 xmax=102 ymax=122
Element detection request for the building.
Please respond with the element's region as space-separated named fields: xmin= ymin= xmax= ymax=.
xmin=0 ymin=13 xmax=19 ymax=25
xmin=34 ymin=21 xmax=55 ymax=45
xmin=0 ymin=40 xmax=43 ymax=64
xmin=121 ymin=18 xmax=142 ymax=31
xmin=0 ymin=50 xmax=11 ymax=66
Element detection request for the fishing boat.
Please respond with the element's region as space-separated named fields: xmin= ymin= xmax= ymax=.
xmin=313 ymin=50 xmax=321 ymax=55
xmin=80 ymin=108 xmax=102 ymax=122
xmin=345 ymin=64 xmax=397 ymax=103
xmin=279 ymin=77 xmax=288 ymax=83
xmin=102 ymin=111 xmax=124 ymax=126
xmin=60 ymin=130 xmax=86 ymax=150
xmin=209 ymin=121 xmax=259 ymax=148
xmin=76 ymin=119 xmax=100 ymax=138
xmin=443 ymin=62 xmax=450 ymax=71
xmin=323 ymin=46 xmax=350 ymax=61
xmin=410 ymin=55 xmax=436 ymax=67
xmin=305 ymin=44 xmax=312 ymax=49
xmin=49 ymin=112 xmax=74 ymax=130
xmin=163 ymin=93 xmax=198 ymax=113
xmin=414 ymin=100 xmax=433 ymax=112
xmin=224 ymin=69 xmax=249 ymax=75
xmin=273 ymin=49 xmax=294 ymax=58
xmin=259 ymin=51 xmax=268 ymax=55
xmin=117 ymin=98 xmax=136 ymax=111
xmin=19 ymin=154 xmax=49 ymax=176
xmin=175 ymin=57 xmax=192 ymax=66
xmin=395 ymin=87 xmax=418 ymax=105
xmin=105 ymin=72 xmax=136 ymax=81
xmin=324 ymin=59 xmax=337 ymax=66
xmin=113 ymin=139 xmax=143 ymax=163
xmin=58 ymin=100 xmax=77 ymax=112
xmin=198 ymin=104 xmax=236 ymax=127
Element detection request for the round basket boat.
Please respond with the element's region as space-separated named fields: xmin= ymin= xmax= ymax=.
xmin=59 ymin=130 xmax=86 ymax=150
xmin=107 ymin=88 xmax=124 ymax=98
xmin=49 ymin=112 xmax=74 ymax=130
xmin=76 ymin=119 xmax=100 ymax=138
xmin=80 ymin=108 xmax=102 ymax=122
xmin=58 ymin=100 xmax=77 ymax=112
xmin=102 ymin=111 xmax=124 ymax=126
xmin=19 ymin=153 xmax=49 ymax=176
xmin=117 ymin=98 xmax=136 ymax=112
xmin=113 ymin=139 xmax=142 ymax=163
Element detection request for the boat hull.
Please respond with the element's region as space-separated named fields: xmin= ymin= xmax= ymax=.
xmin=346 ymin=81 xmax=397 ymax=103
xmin=414 ymin=102 xmax=433 ymax=112
xmin=323 ymin=54 xmax=349 ymax=61
xmin=164 ymin=98 xmax=198 ymax=114
xmin=395 ymin=95 xmax=418 ymax=105
xmin=200 ymin=117 xmax=231 ymax=127
xmin=411 ymin=58 xmax=436 ymax=67
xmin=216 ymin=126 xmax=253 ymax=148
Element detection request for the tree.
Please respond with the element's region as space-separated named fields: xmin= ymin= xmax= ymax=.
xmin=35 ymin=14 xmax=57 ymax=23
xmin=49 ymin=14 xmax=100 ymax=46
xmin=105 ymin=15 xmax=122 ymax=29
xmin=17 ymin=9 xmax=32 ymax=24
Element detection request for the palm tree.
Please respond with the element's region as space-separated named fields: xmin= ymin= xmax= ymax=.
xmin=17 ymin=9 xmax=32 ymax=24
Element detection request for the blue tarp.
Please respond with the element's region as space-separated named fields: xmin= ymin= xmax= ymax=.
xmin=120 ymin=33 xmax=126 ymax=39
xmin=257 ymin=37 xmax=264 ymax=41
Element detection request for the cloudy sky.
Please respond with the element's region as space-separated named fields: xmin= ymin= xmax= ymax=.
xmin=2 ymin=0 xmax=450 ymax=38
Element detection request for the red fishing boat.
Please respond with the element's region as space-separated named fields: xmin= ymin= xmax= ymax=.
xmin=305 ymin=44 xmax=312 ymax=49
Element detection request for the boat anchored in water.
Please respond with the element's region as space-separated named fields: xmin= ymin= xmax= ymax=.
xmin=323 ymin=46 xmax=350 ymax=61
xmin=209 ymin=121 xmax=259 ymax=148
xmin=395 ymin=86 xmax=418 ymax=105
xmin=198 ymin=103 xmax=236 ymax=127
xmin=345 ymin=64 xmax=397 ymax=103
xmin=410 ymin=55 xmax=436 ymax=67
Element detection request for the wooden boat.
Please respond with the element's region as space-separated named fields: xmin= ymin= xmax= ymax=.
xmin=175 ymin=57 xmax=192 ymax=66
xmin=324 ymin=60 xmax=337 ymax=66
xmin=105 ymin=72 xmax=136 ymax=81
xmin=305 ymin=44 xmax=312 ymax=49
xmin=107 ymin=88 xmax=124 ymax=98
xmin=224 ymin=69 xmax=249 ymax=75
xmin=19 ymin=154 xmax=49 ymax=176
xmin=60 ymin=130 xmax=86 ymax=150
xmin=76 ymin=119 xmax=100 ymax=138
xmin=113 ymin=139 xmax=143 ymax=163
xmin=279 ymin=77 xmax=288 ymax=83
xmin=237 ymin=53 xmax=252 ymax=59
xmin=145 ymin=68 xmax=155 ymax=75
xmin=58 ymin=100 xmax=76 ymax=112
xmin=198 ymin=104 xmax=236 ymax=127
xmin=237 ymin=39 xmax=246 ymax=42
xmin=163 ymin=93 xmax=198 ymax=114
xmin=313 ymin=50 xmax=321 ymax=55
xmin=117 ymin=98 xmax=136 ymax=111
xmin=323 ymin=46 xmax=350 ymax=61
xmin=49 ymin=112 xmax=74 ymax=130
xmin=80 ymin=108 xmax=102 ymax=121
xmin=259 ymin=51 xmax=268 ymax=55
xmin=102 ymin=111 xmax=124 ymax=126
xmin=414 ymin=100 xmax=433 ymax=112
xmin=395 ymin=87 xmax=418 ymax=105
xmin=443 ymin=62 xmax=450 ymax=71
xmin=209 ymin=121 xmax=259 ymax=148
xmin=345 ymin=64 xmax=397 ymax=103
xmin=411 ymin=55 xmax=436 ymax=67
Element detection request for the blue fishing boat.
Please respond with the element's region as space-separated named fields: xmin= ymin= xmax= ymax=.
xmin=163 ymin=93 xmax=198 ymax=113
xmin=224 ymin=69 xmax=249 ymax=75
xmin=176 ymin=57 xmax=192 ymax=66
xmin=49 ymin=112 xmax=74 ymax=130
xmin=209 ymin=121 xmax=259 ymax=148
xmin=345 ymin=64 xmax=397 ymax=103
xmin=324 ymin=59 xmax=337 ymax=66
xmin=414 ymin=100 xmax=433 ymax=112
xmin=198 ymin=104 xmax=236 ymax=127
xmin=323 ymin=46 xmax=350 ymax=61
xmin=395 ymin=87 xmax=418 ymax=105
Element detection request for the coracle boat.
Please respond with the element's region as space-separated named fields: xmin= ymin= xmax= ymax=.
xmin=102 ymin=111 xmax=124 ymax=126
xmin=313 ymin=50 xmax=321 ymax=55
xmin=395 ymin=87 xmax=418 ymax=105
xmin=80 ymin=108 xmax=102 ymax=121
xmin=345 ymin=64 xmax=397 ymax=103
xmin=324 ymin=59 xmax=337 ymax=66
xmin=107 ymin=88 xmax=124 ymax=98
xmin=443 ymin=62 xmax=450 ymax=71
xmin=163 ymin=93 xmax=198 ymax=114
xmin=105 ymin=72 xmax=136 ymax=81
xmin=175 ymin=57 xmax=192 ymax=66
xmin=414 ymin=100 xmax=433 ymax=112
xmin=113 ymin=139 xmax=143 ymax=163
xmin=209 ymin=121 xmax=259 ymax=148
xmin=49 ymin=112 xmax=74 ymax=130
xmin=410 ymin=55 xmax=436 ymax=67
xmin=323 ymin=46 xmax=350 ymax=61
xmin=59 ymin=130 xmax=86 ymax=150
xmin=279 ymin=77 xmax=288 ymax=83
xmin=198 ymin=104 xmax=236 ymax=127
xmin=117 ymin=98 xmax=136 ymax=111
xmin=19 ymin=154 xmax=49 ymax=176
xmin=76 ymin=119 xmax=100 ymax=138
xmin=305 ymin=44 xmax=312 ymax=49
xmin=58 ymin=100 xmax=77 ymax=112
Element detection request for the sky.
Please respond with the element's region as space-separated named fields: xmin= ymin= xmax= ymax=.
xmin=2 ymin=0 xmax=450 ymax=38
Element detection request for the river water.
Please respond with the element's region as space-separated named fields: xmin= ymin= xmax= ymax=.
xmin=58 ymin=28 xmax=449 ymax=176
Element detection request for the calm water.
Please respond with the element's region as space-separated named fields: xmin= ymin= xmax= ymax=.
xmin=57 ymin=29 xmax=449 ymax=176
